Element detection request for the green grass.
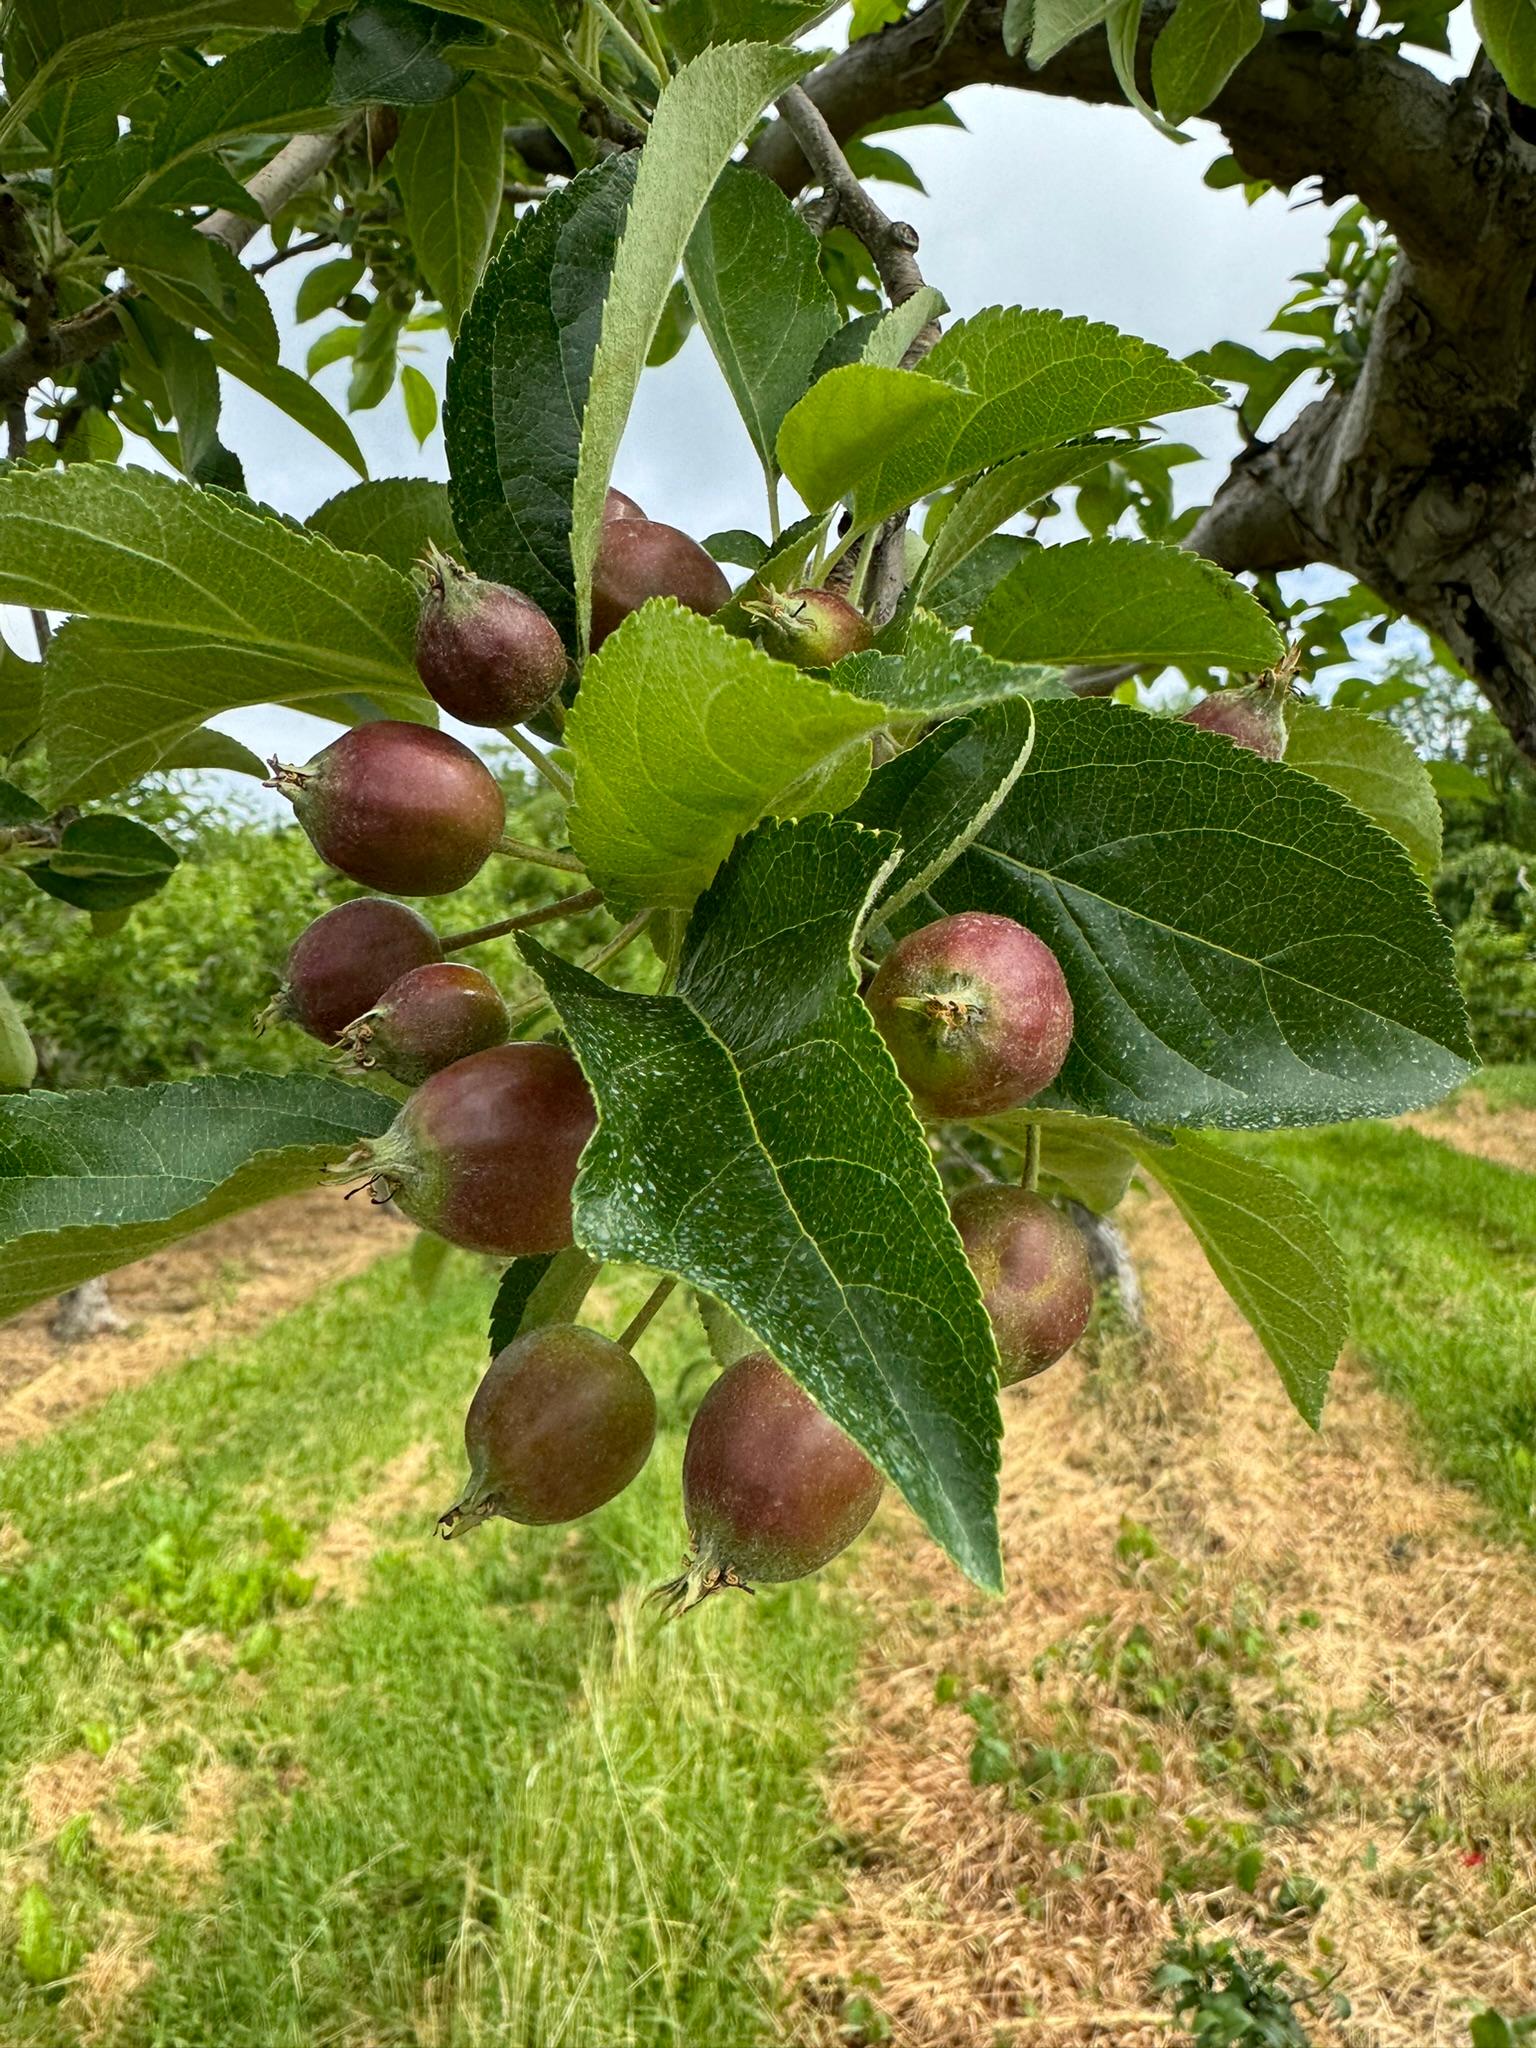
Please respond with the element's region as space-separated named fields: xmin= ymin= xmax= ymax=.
xmin=1457 ymin=1062 xmax=1536 ymax=1110
xmin=0 ymin=1252 xmax=866 ymax=2046
xmin=1250 ymin=1118 xmax=1536 ymax=1536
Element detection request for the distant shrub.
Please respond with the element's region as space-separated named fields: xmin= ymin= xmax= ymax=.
xmin=1435 ymin=844 xmax=1536 ymax=1065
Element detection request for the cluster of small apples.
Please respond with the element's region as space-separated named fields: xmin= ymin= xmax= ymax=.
xmin=255 ymin=482 xmax=1291 ymax=1604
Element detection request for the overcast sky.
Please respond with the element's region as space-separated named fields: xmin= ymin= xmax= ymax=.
xmin=8 ymin=42 xmax=1466 ymax=809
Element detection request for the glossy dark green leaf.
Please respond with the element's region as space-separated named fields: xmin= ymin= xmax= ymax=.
xmin=306 ymin=476 xmax=458 ymax=572
xmin=1130 ymin=1131 xmax=1347 ymax=1425
xmin=330 ymin=0 xmax=471 ymax=104
xmin=0 ymin=1073 xmax=394 ymax=1322
xmin=921 ymin=698 xmax=1475 ymax=1129
xmin=26 ymin=813 xmax=179 ymax=911
xmin=99 ymin=207 xmax=279 ymax=360
xmin=446 ymin=153 xmax=637 ymax=645
xmin=520 ymin=813 xmax=1004 ymax=1590
xmin=486 ymin=1245 xmax=602 ymax=1353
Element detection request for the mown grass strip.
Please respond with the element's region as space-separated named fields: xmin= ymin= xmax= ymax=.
xmin=0 ymin=1252 xmax=866 ymax=2044
xmin=1249 ymin=1118 xmax=1536 ymax=1536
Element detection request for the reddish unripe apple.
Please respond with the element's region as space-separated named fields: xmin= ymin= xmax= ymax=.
xmin=865 ymin=911 xmax=1073 ymax=1119
xmin=604 ymin=486 xmax=646 ymax=522
xmin=662 ymin=1353 xmax=882 ymax=1607
xmin=262 ymin=896 xmax=441 ymax=1045
xmin=438 ymin=1323 xmax=657 ymax=1534
xmin=1182 ymin=668 xmax=1292 ymax=759
xmin=343 ymin=1041 xmax=595 ymax=1256
xmin=747 ymin=586 xmax=873 ymax=668
xmin=414 ymin=546 xmax=567 ymax=727
xmin=335 ymin=961 xmax=509 ymax=1085
xmin=950 ymin=1183 xmax=1095 ymax=1384
xmin=269 ymin=721 xmax=506 ymax=897
xmin=589 ymin=518 xmax=731 ymax=649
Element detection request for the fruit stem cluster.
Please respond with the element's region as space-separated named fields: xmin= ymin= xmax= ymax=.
xmin=441 ymin=886 xmax=603 ymax=953
xmin=503 ymin=726 xmax=574 ymax=800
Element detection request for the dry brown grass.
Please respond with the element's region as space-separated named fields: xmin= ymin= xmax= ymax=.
xmin=778 ymin=1182 xmax=1536 ymax=2048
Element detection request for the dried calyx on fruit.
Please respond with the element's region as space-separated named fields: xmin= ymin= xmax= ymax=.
xmin=438 ymin=1324 xmax=657 ymax=1534
xmin=655 ymin=1352 xmax=882 ymax=1614
xmin=414 ymin=543 xmax=568 ymax=728
xmin=334 ymin=961 xmax=509 ymax=1085
xmin=865 ymin=910 xmax=1074 ymax=1119
xmin=951 ymin=1181 xmax=1094 ymax=1384
xmin=742 ymin=585 xmax=874 ymax=668
xmin=335 ymin=1041 xmax=596 ymax=1257
xmin=1182 ymin=644 xmax=1302 ymax=759
xmin=590 ymin=517 xmax=731 ymax=649
xmin=267 ymin=721 xmax=506 ymax=897
xmin=258 ymin=896 xmax=441 ymax=1045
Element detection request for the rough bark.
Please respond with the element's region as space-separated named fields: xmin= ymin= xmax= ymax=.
xmin=747 ymin=3 xmax=1536 ymax=763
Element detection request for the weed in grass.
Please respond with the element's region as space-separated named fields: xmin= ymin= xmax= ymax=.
xmin=1152 ymin=1929 xmax=1350 ymax=2044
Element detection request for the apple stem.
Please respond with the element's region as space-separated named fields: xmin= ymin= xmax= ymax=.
xmin=1022 ymin=1124 xmax=1041 ymax=1193
xmin=618 ymin=1274 xmax=677 ymax=1352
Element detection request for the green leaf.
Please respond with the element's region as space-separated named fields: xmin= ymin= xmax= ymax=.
xmin=918 ymin=440 xmax=1130 ymax=597
xmin=779 ymin=309 xmax=1216 ymax=532
xmin=861 ymin=310 xmax=1216 ymax=530
xmin=152 ymin=725 xmax=269 ymax=778
xmin=123 ymin=27 xmax=341 ymax=206
xmin=0 ymin=776 xmax=47 ymax=826
xmin=843 ymin=138 xmax=925 ymax=192
xmin=520 ymin=813 xmax=1004 ymax=1589
xmin=776 ymin=364 xmax=962 ymax=515
xmin=331 ymin=0 xmax=471 ymax=104
xmin=833 ymin=607 xmax=1061 ymax=719
xmin=26 ymin=813 xmax=179 ymax=912
xmin=1426 ymin=757 xmax=1496 ymax=804
xmin=972 ymin=539 xmax=1284 ymax=669
xmin=212 ymin=340 xmax=369 ymax=477
xmin=0 ymin=635 xmax=44 ymax=757
xmin=570 ymin=42 xmax=816 ymax=649
xmin=660 ymin=0 xmax=826 ymax=59
xmin=860 ymin=285 xmax=947 ymax=370
xmin=566 ymin=600 xmax=886 ymax=914
xmin=1105 ymin=0 xmax=1188 ymax=139
xmin=305 ymin=477 xmax=458 ymax=572
xmin=400 ymin=362 xmax=439 ymax=444
xmin=0 ymin=1074 xmax=394 ymax=1322
xmin=98 ymin=207 xmax=279 ymax=360
xmin=924 ymin=698 xmax=1475 ymax=1129
xmin=850 ymin=698 xmax=1036 ymax=923
xmin=446 ymin=153 xmax=637 ymax=646
xmin=0 ymin=1 xmax=293 ymax=149
xmin=1130 ymin=1132 xmax=1347 ymax=1425
xmin=0 ymin=464 xmax=426 ymax=802
xmin=1283 ymin=702 xmax=1442 ymax=879
xmin=295 ymin=257 xmax=368 ymax=324
xmin=1151 ymin=0 xmax=1263 ymax=123
xmin=393 ymin=83 xmax=505 ymax=335
xmin=1003 ymin=0 xmax=1035 ymax=52
xmin=682 ymin=163 xmax=841 ymax=493
xmin=117 ymin=300 xmax=222 ymax=478
xmin=15 ymin=1882 xmax=69 ymax=1987
xmin=487 ymin=1245 xmax=603 ymax=1352
xmin=0 ymin=981 xmax=38 ymax=1094
xmin=1473 ymin=0 xmax=1536 ymax=101
xmin=307 ymin=324 xmax=361 ymax=374
xmin=974 ymin=1107 xmax=1141 ymax=1211
xmin=1029 ymin=0 xmax=1115 ymax=63
xmin=925 ymin=533 xmax=1033 ymax=628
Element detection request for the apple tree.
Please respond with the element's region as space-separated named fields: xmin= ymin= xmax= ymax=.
xmin=0 ymin=2 xmax=1474 ymax=1598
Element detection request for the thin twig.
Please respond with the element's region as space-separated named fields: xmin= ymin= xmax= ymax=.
xmin=773 ymin=86 xmax=940 ymax=627
xmin=1022 ymin=1123 xmax=1041 ymax=1193
xmin=496 ymin=834 xmax=586 ymax=873
xmin=618 ymin=1274 xmax=677 ymax=1350
xmin=250 ymin=233 xmax=331 ymax=276
xmin=441 ymin=887 xmax=602 ymax=952
xmin=583 ymin=907 xmax=651 ymax=974
xmin=503 ymin=724 xmax=575 ymax=799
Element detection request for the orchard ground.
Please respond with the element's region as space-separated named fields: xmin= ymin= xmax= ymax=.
xmin=0 ymin=1078 xmax=1530 ymax=2046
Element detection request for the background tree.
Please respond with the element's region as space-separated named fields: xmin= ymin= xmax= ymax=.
xmin=0 ymin=2 xmax=1480 ymax=1597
